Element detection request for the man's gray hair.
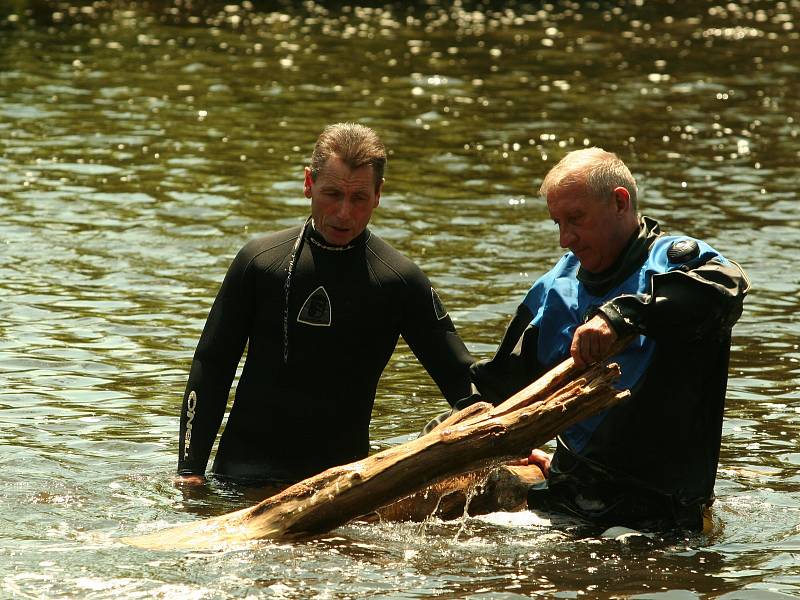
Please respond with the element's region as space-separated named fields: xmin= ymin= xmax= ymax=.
xmin=310 ymin=122 xmax=386 ymax=189
xmin=538 ymin=147 xmax=638 ymax=210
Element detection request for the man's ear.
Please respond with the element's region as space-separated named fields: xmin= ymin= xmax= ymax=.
xmin=303 ymin=167 xmax=313 ymax=198
xmin=613 ymin=186 xmax=631 ymax=213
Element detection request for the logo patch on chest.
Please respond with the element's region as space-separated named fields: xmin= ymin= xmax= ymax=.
xmin=297 ymin=286 xmax=332 ymax=326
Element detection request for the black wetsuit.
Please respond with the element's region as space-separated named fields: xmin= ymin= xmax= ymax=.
xmin=472 ymin=217 xmax=750 ymax=530
xmin=177 ymin=222 xmax=474 ymax=484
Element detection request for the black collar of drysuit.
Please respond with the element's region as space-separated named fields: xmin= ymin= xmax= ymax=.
xmin=577 ymin=216 xmax=662 ymax=296
xmin=307 ymin=220 xmax=370 ymax=251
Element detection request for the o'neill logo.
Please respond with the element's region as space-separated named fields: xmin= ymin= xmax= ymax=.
xmin=183 ymin=390 xmax=197 ymax=460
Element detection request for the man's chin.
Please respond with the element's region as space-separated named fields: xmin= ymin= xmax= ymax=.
xmin=575 ymin=252 xmax=600 ymax=273
xmin=578 ymin=259 xmax=607 ymax=274
xmin=323 ymin=229 xmax=354 ymax=246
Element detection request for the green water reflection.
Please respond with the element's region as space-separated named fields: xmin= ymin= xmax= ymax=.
xmin=1 ymin=1 xmax=799 ymax=598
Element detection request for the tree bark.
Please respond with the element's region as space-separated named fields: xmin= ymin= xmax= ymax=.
xmin=126 ymin=358 xmax=628 ymax=550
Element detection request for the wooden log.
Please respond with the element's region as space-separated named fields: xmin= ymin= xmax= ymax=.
xmin=367 ymin=464 xmax=544 ymax=523
xmin=125 ymin=357 xmax=629 ymax=551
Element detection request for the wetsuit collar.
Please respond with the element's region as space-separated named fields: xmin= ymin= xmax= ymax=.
xmin=577 ymin=216 xmax=661 ymax=296
xmin=307 ymin=219 xmax=370 ymax=251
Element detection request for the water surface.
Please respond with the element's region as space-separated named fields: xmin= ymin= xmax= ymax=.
xmin=1 ymin=1 xmax=799 ymax=598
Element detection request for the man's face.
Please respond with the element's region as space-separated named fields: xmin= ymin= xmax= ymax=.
xmin=305 ymin=155 xmax=382 ymax=246
xmin=547 ymin=182 xmax=634 ymax=274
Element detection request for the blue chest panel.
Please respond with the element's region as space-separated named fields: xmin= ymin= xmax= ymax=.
xmin=521 ymin=236 xmax=724 ymax=451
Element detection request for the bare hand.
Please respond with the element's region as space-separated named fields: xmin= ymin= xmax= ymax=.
xmin=173 ymin=474 xmax=205 ymax=487
xmin=570 ymin=314 xmax=618 ymax=368
xmin=508 ymin=448 xmax=552 ymax=478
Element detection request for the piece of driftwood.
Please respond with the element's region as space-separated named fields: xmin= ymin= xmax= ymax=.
xmin=367 ymin=463 xmax=544 ymax=523
xmin=126 ymin=355 xmax=628 ymax=551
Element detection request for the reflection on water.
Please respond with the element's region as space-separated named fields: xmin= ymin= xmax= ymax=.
xmin=1 ymin=1 xmax=799 ymax=598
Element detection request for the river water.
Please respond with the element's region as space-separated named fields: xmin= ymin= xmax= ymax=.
xmin=1 ymin=1 xmax=798 ymax=598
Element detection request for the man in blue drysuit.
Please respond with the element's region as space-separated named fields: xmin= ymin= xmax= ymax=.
xmin=471 ymin=148 xmax=750 ymax=530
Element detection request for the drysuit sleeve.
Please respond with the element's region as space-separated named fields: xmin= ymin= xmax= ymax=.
xmin=597 ymin=252 xmax=750 ymax=343
xmin=469 ymin=303 xmax=548 ymax=406
xmin=398 ymin=270 xmax=476 ymax=408
xmin=176 ymin=245 xmax=255 ymax=476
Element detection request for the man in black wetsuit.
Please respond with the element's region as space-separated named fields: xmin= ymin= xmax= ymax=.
xmin=176 ymin=123 xmax=475 ymax=486
xmin=472 ymin=148 xmax=749 ymax=530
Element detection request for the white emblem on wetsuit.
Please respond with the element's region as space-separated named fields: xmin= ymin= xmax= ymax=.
xmin=297 ymin=286 xmax=332 ymax=326
xmin=431 ymin=287 xmax=448 ymax=321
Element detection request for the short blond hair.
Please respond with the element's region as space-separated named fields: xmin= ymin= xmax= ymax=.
xmin=538 ymin=147 xmax=638 ymax=210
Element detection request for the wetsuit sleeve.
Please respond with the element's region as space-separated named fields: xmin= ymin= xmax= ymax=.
xmin=470 ymin=303 xmax=548 ymax=405
xmin=598 ymin=256 xmax=749 ymax=342
xmin=398 ymin=272 xmax=475 ymax=408
xmin=177 ymin=245 xmax=255 ymax=476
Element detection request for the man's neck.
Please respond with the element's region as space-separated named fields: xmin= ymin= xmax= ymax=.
xmin=307 ymin=219 xmax=369 ymax=251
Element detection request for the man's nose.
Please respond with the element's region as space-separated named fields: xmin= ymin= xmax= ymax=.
xmin=559 ymin=225 xmax=575 ymax=248
xmin=335 ymin=197 xmax=353 ymax=219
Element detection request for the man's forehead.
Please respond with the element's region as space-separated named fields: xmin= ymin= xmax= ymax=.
xmin=318 ymin=166 xmax=373 ymax=183
xmin=548 ymin=182 xmax=592 ymax=206
xmin=318 ymin=156 xmax=372 ymax=177
xmin=317 ymin=164 xmax=375 ymax=191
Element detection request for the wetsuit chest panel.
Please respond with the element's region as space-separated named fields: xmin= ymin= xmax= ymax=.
xmin=527 ymin=255 xmax=654 ymax=390
xmin=524 ymin=255 xmax=655 ymax=452
xmin=285 ymin=244 xmax=401 ymax=372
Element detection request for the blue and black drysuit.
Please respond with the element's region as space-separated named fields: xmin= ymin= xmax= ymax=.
xmin=471 ymin=217 xmax=749 ymax=529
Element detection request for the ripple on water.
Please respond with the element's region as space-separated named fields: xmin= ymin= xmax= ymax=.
xmin=0 ymin=0 xmax=799 ymax=596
